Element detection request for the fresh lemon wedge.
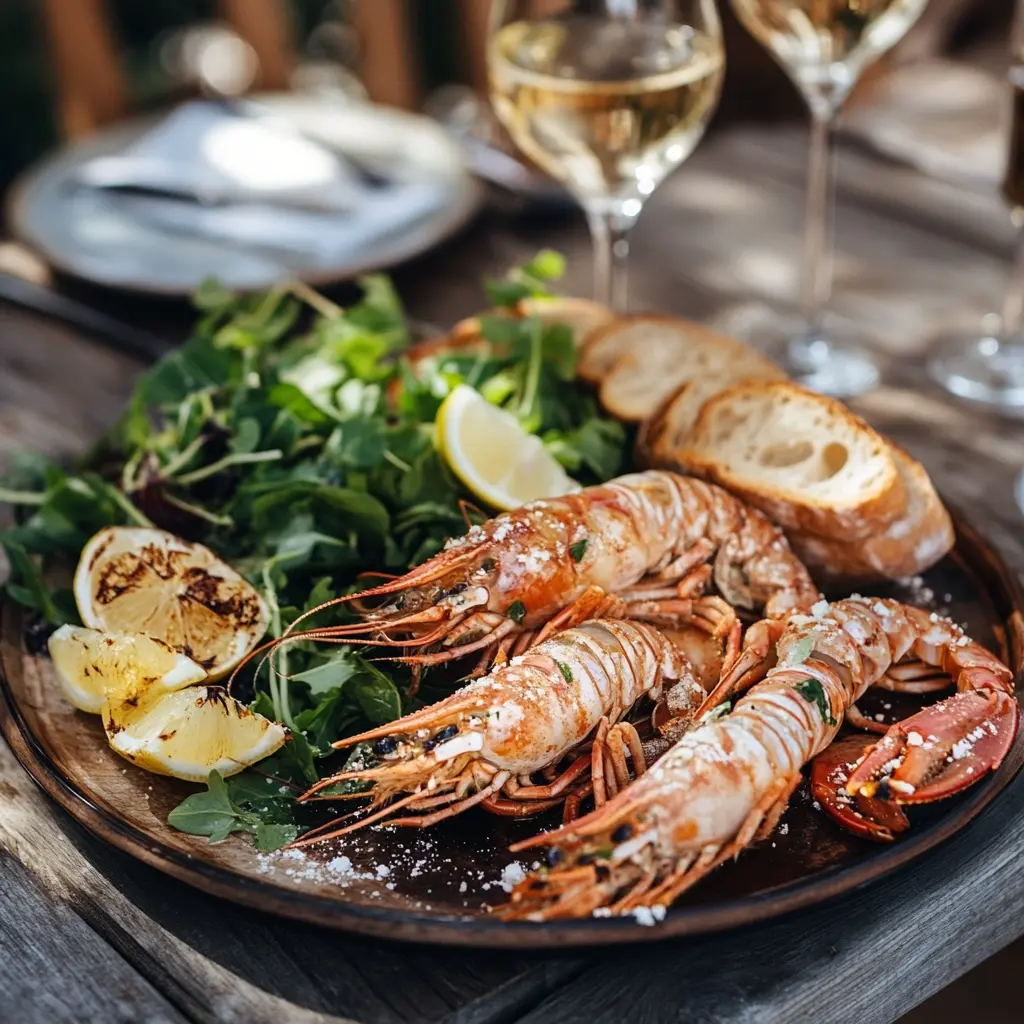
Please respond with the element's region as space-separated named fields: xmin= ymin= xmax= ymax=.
xmin=74 ymin=527 xmax=269 ymax=681
xmin=47 ymin=624 xmax=207 ymax=714
xmin=104 ymin=686 xmax=286 ymax=781
xmin=436 ymin=384 xmax=580 ymax=511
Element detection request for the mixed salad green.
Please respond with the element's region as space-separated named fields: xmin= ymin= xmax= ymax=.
xmin=0 ymin=252 xmax=628 ymax=847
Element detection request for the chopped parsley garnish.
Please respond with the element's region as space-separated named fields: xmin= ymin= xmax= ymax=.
xmin=556 ymin=660 xmax=573 ymax=683
xmin=508 ymin=600 xmax=527 ymax=625
xmin=569 ymin=538 xmax=588 ymax=562
xmin=795 ymin=678 xmax=836 ymax=726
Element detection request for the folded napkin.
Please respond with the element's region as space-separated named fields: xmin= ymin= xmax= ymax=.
xmin=76 ymin=101 xmax=450 ymax=266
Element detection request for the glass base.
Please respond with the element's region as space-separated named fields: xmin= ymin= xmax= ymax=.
xmin=786 ymin=333 xmax=879 ymax=398
xmin=929 ymin=334 xmax=1024 ymax=410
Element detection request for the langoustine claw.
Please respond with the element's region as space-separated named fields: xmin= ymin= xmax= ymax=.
xmin=811 ymin=604 xmax=1017 ymax=840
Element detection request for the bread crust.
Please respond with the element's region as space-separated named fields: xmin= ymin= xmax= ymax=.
xmin=578 ymin=314 xmax=738 ymax=385
xmin=636 ymin=361 xmax=786 ymax=463
xmin=675 ymin=381 xmax=907 ymax=541
xmin=787 ymin=446 xmax=954 ymax=581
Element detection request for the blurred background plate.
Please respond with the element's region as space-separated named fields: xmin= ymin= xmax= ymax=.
xmin=6 ymin=93 xmax=484 ymax=295
xmin=843 ymin=58 xmax=1006 ymax=186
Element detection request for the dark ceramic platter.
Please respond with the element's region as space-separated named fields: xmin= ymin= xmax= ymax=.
xmin=2 ymin=512 xmax=1022 ymax=949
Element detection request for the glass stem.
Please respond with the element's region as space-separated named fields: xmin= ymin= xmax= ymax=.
xmin=792 ymin=105 xmax=838 ymax=360
xmin=586 ymin=205 xmax=635 ymax=312
xmin=1002 ymin=214 xmax=1024 ymax=342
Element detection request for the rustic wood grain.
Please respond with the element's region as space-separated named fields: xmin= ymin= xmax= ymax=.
xmin=3 ymin=123 xmax=1024 ymax=1023
xmin=0 ymin=848 xmax=188 ymax=1024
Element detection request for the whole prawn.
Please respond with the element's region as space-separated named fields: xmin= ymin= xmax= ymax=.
xmin=261 ymin=471 xmax=820 ymax=685
xmin=501 ymin=598 xmax=1017 ymax=920
xmin=286 ymin=620 xmax=707 ymax=847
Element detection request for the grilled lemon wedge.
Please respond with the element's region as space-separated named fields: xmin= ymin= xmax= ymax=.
xmin=48 ymin=624 xmax=206 ymax=714
xmin=74 ymin=526 xmax=269 ymax=680
xmin=104 ymin=686 xmax=286 ymax=781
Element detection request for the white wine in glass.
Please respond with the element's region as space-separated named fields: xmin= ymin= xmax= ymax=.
xmin=731 ymin=0 xmax=929 ymax=396
xmin=488 ymin=1 xmax=724 ymax=309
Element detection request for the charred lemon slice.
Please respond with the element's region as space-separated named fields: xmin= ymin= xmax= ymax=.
xmin=74 ymin=527 xmax=269 ymax=680
xmin=48 ymin=624 xmax=206 ymax=714
xmin=104 ymin=686 xmax=286 ymax=781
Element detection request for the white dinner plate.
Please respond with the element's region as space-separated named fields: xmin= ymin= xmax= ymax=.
xmin=7 ymin=95 xmax=484 ymax=295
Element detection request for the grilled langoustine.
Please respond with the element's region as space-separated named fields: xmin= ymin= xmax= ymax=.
xmin=501 ymin=598 xmax=1016 ymax=920
xmin=288 ymin=620 xmax=706 ymax=847
xmin=249 ymin=471 xmax=820 ymax=687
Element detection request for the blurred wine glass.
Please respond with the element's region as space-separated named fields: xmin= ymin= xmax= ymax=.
xmin=487 ymin=0 xmax=725 ymax=310
xmin=930 ymin=0 xmax=1024 ymax=412
xmin=731 ymin=0 xmax=930 ymax=396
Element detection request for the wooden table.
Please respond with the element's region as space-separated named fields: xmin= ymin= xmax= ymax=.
xmin=2 ymin=125 xmax=1024 ymax=1024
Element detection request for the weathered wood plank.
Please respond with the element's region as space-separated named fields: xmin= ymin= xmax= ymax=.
xmin=0 ymin=847 xmax=188 ymax=1024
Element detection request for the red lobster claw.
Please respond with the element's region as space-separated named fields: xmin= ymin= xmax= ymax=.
xmin=845 ymin=689 xmax=1019 ymax=805
xmin=811 ymin=735 xmax=910 ymax=842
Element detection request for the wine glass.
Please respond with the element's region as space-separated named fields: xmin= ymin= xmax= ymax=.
xmin=730 ymin=0 xmax=930 ymax=396
xmin=487 ymin=0 xmax=725 ymax=310
xmin=929 ymin=0 xmax=1024 ymax=411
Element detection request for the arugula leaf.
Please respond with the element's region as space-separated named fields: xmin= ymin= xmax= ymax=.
xmin=485 ymin=279 xmax=535 ymax=308
xmin=2 ymin=539 xmax=62 ymax=623
xmin=167 ymin=770 xmax=242 ymax=839
xmin=347 ymin=657 xmax=402 ymax=724
xmin=291 ymin=649 xmax=362 ymax=697
xmin=168 ymin=770 xmax=301 ymax=851
xmin=254 ymin=823 xmax=299 ymax=852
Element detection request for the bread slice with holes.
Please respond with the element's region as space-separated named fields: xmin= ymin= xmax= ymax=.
xmin=582 ymin=315 xmax=783 ymax=421
xmin=578 ymin=315 xmax=703 ymax=384
xmin=787 ymin=446 xmax=954 ymax=581
xmin=637 ymin=359 xmax=787 ymax=465
xmin=676 ymin=381 xmax=907 ymax=541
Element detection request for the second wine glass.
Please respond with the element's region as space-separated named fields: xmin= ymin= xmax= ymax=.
xmin=731 ymin=0 xmax=930 ymax=396
xmin=488 ymin=0 xmax=725 ymax=310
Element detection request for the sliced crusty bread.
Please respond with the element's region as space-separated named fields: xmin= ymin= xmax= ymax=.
xmin=599 ymin=323 xmax=784 ymax=423
xmin=636 ymin=359 xmax=786 ymax=462
xmin=579 ymin=315 xmax=727 ymax=385
xmin=787 ymin=446 xmax=954 ymax=581
xmin=676 ymin=381 xmax=906 ymax=541
xmin=516 ymin=296 xmax=615 ymax=348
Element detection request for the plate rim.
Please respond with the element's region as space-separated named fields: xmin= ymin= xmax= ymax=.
xmin=2 ymin=509 xmax=1022 ymax=949
xmin=6 ymin=100 xmax=485 ymax=296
